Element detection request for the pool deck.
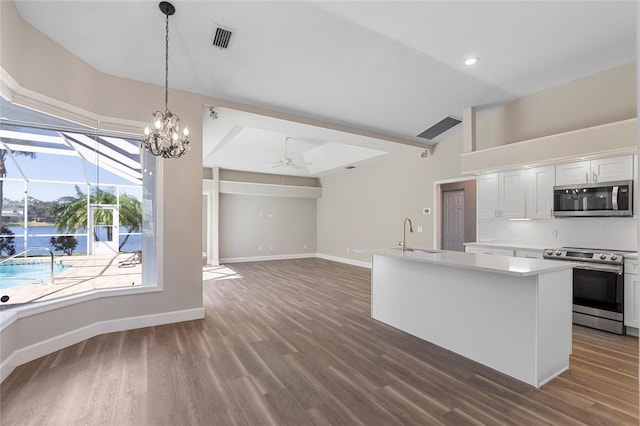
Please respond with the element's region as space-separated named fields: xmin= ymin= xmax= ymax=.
xmin=0 ymin=253 xmax=141 ymax=306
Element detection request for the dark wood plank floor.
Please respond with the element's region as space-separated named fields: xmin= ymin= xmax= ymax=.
xmin=1 ymin=258 xmax=638 ymax=425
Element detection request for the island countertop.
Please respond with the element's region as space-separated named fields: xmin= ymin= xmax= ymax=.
xmin=372 ymin=248 xmax=574 ymax=277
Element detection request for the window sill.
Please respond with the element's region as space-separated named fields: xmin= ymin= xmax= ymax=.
xmin=0 ymin=284 xmax=162 ymax=332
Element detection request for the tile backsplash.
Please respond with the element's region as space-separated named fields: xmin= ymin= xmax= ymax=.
xmin=478 ymin=217 xmax=637 ymax=251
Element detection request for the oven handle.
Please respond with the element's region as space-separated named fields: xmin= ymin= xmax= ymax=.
xmin=573 ymin=262 xmax=623 ymax=275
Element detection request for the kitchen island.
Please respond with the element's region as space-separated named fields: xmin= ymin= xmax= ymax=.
xmin=371 ymin=249 xmax=574 ymax=388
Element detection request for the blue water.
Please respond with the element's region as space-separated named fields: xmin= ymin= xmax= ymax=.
xmin=4 ymin=226 xmax=141 ymax=255
xmin=0 ymin=261 xmax=69 ymax=289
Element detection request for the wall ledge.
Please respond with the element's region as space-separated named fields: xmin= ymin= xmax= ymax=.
xmin=461 ymin=118 xmax=638 ymax=175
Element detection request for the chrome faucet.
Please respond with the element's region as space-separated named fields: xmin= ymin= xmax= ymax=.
xmin=401 ymin=217 xmax=414 ymax=253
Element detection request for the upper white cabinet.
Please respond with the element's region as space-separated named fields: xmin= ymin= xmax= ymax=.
xmin=500 ymin=171 xmax=525 ymax=218
xmin=477 ymin=171 xmax=525 ymax=219
xmin=556 ymin=155 xmax=633 ymax=186
xmin=476 ymin=174 xmax=499 ymax=219
xmin=525 ymin=166 xmax=555 ymax=219
xmin=555 ymin=161 xmax=591 ymax=186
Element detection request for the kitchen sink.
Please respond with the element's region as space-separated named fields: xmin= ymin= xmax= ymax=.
xmin=391 ymin=247 xmax=440 ymax=254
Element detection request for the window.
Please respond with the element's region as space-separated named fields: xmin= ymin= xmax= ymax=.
xmin=0 ymin=100 xmax=157 ymax=307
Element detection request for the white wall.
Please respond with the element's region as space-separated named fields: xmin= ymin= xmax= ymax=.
xmin=478 ymin=218 xmax=637 ymax=252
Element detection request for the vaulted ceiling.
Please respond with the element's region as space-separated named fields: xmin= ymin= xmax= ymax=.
xmin=12 ymin=1 xmax=636 ymax=176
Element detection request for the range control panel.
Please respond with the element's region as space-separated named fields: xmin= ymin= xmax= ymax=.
xmin=542 ymin=248 xmax=624 ymax=265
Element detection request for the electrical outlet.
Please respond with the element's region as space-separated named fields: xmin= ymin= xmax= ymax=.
xmin=303 ymin=243 xmax=308 ymax=249
xmin=258 ymin=245 xmax=262 ymax=251
xmin=347 ymin=248 xmax=350 ymax=253
xmin=417 ymin=226 xmax=423 ymax=233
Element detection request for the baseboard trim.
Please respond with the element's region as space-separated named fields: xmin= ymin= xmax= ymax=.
xmin=0 ymin=307 xmax=204 ymax=383
xmin=315 ymin=253 xmax=372 ymax=269
xmin=221 ymin=253 xmax=316 ymax=263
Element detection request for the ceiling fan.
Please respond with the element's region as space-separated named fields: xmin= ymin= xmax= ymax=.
xmin=267 ymin=137 xmax=303 ymax=169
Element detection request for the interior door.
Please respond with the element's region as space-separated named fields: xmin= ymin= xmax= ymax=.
xmin=443 ymin=190 xmax=465 ymax=252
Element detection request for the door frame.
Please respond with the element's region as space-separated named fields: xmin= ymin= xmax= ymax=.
xmin=433 ymin=176 xmax=476 ymax=250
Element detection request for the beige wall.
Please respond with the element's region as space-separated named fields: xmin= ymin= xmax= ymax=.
xmin=219 ymin=194 xmax=317 ymax=260
xmin=317 ymin=134 xmax=464 ymax=263
xmin=476 ymin=62 xmax=636 ymax=150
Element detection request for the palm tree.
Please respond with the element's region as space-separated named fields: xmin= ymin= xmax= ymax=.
xmin=53 ymin=186 xmax=143 ymax=251
xmin=0 ymin=150 xmax=36 ymax=223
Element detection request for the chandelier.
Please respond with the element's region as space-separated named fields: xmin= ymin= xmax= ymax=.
xmin=142 ymin=1 xmax=190 ymax=158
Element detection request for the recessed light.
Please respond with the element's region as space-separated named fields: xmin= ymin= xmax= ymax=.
xmin=464 ymin=57 xmax=479 ymax=66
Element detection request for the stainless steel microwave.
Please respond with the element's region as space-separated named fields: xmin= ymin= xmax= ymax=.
xmin=553 ymin=180 xmax=633 ymax=217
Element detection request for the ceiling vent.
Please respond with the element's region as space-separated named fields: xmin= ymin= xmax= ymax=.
xmin=212 ymin=25 xmax=233 ymax=49
xmin=417 ymin=116 xmax=462 ymax=140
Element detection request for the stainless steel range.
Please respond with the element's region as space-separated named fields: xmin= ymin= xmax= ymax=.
xmin=543 ymin=247 xmax=625 ymax=335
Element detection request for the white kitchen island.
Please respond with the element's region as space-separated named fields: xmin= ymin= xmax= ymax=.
xmin=371 ymin=249 xmax=574 ymax=388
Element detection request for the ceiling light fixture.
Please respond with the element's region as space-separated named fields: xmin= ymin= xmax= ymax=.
xmin=142 ymin=1 xmax=190 ymax=159
xmin=464 ymin=57 xmax=479 ymax=66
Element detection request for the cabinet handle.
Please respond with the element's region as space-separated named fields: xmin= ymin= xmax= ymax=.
xmin=586 ymin=171 xmax=589 ymax=182
xmin=593 ymin=171 xmax=597 ymax=182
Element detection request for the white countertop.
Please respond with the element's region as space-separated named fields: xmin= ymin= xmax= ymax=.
xmin=373 ymin=248 xmax=574 ymax=277
xmin=464 ymin=242 xmax=548 ymax=251
xmin=465 ymin=242 xmax=638 ymax=259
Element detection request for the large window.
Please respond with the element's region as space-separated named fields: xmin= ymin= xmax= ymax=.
xmin=0 ymin=100 xmax=156 ymax=308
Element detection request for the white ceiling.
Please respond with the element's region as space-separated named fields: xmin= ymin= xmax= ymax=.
xmin=13 ymin=1 xmax=637 ymax=177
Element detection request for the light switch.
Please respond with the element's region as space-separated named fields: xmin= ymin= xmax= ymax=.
xmin=417 ymin=226 xmax=423 ymax=233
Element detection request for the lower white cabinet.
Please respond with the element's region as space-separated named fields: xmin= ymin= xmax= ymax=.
xmin=625 ymin=259 xmax=639 ymax=329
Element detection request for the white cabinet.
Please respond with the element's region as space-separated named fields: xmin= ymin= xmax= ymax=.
xmin=555 ymin=161 xmax=591 ymax=186
xmin=525 ymin=166 xmax=555 ymax=219
xmin=624 ymin=259 xmax=639 ymax=329
xmin=499 ymin=171 xmax=525 ymax=218
xmin=591 ymin=156 xmax=633 ymax=182
xmin=556 ymin=155 xmax=633 ymax=186
xmin=476 ymin=174 xmax=499 ymax=219
xmin=476 ymin=171 xmax=525 ymax=219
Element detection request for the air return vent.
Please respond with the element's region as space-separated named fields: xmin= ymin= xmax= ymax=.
xmin=417 ymin=116 xmax=462 ymax=140
xmin=212 ymin=26 xmax=233 ymax=49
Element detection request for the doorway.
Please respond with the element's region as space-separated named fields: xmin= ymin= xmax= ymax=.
xmin=442 ymin=190 xmax=465 ymax=251
xmin=433 ymin=177 xmax=476 ymax=251
xmin=88 ymin=204 xmax=119 ymax=255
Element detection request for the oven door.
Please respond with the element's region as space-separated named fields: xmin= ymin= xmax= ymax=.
xmin=573 ymin=264 xmax=623 ymax=319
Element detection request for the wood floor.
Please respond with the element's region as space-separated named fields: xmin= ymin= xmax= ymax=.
xmin=1 ymin=258 xmax=638 ymax=425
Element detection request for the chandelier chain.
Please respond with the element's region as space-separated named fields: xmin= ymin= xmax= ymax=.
xmin=164 ymin=12 xmax=169 ymax=113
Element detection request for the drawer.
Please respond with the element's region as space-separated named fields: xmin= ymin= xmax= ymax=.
xmin=625 ymin=259 xmax=639 ymax=275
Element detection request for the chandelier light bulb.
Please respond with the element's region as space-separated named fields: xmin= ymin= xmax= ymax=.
xmin=144 ymin=127 xmax=150 ymax=136
xmin=183 ymin=127 xmax=189 ymax=136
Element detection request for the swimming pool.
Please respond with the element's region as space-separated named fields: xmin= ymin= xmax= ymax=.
xmin=0 ymin=261 xmax=69 ymax=289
